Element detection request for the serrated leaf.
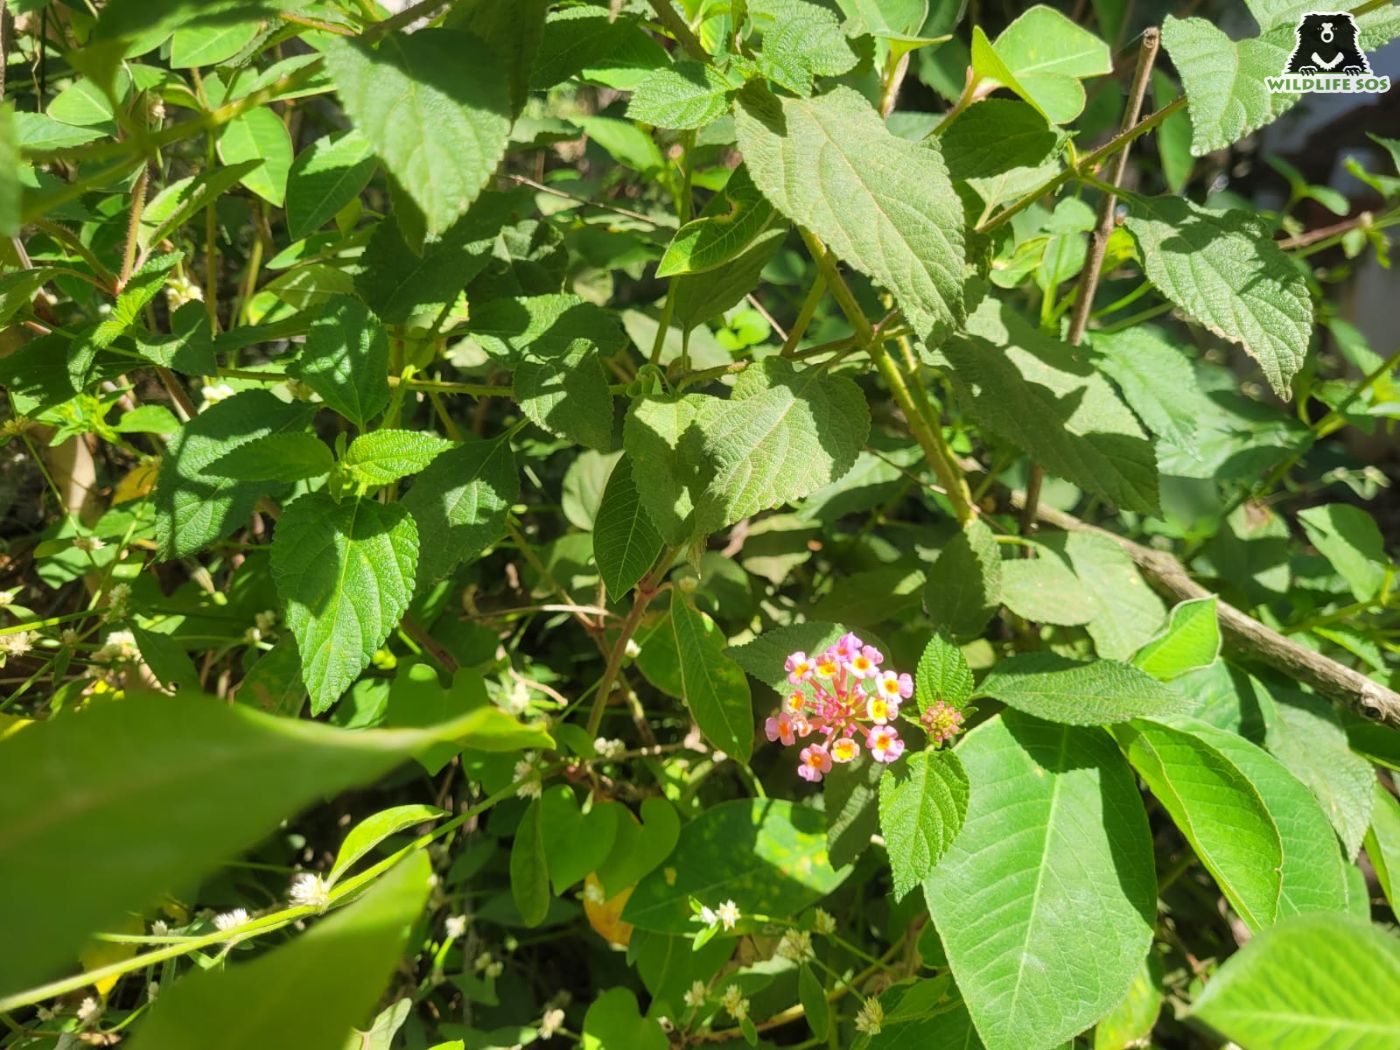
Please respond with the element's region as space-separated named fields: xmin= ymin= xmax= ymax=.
xmin=129 ymin=853 xmax=432 ymax=1050
xmin=207 ymin=431 xmax=334 ymax=483
xmin=328 ymin=804 xmax=446 ymax=886
xmin=623 ymin=798 xmax=849 ymax=932
xmin=1188 ymin=915 xmax=1400 ymax=1047
xmin=216 ymin=106 xmax=292 ymax=207
xmin=593 ymin=457 xmax=663 ymax=600
xmin=94 ymin=252 xmax=182 ymax=348
xmin=1133 ymin=597 xmax=1221 ymax=681
xmin=402 ymin=436 xmax=518 ymax=585
xmin=977 ymin=653 xmax=1188 ymax=725
xmin=752 ymin=0 xmax=859 ymax=95
xmin=1125 ymin=196 xmax=1313 ymax=398
xmin=154 ymin=390 xmax=315 ymax=558
xmin=668 ymin=591 xmax=753 ymax=760
xmin=323 ymin=29 xmax=510 ymax=237
xmin=531 ymin=7 xmax=669 ymax=91
xmin=673 ymin=226 xmax=786 ymax=332
xmin=923 ymin=713 xmax=1155 ymax=1050
xmin=693 ymin=357 xmax=870 ymax=533
xmin=914 ymin=631 xmax=973 ymax=712
xmin=0 ymin=691 xmax=500 ymax=997
xmin=627 ymin=61 xmax=734 ymax=130
xmin=286 ymin=129 xmax=376 ymax=241
xmin=1051 ymin=531 xmax=1166 ymax=661
xmin=924 ymin=518 xmax=1002 ymax=639
xmin=736 ymin=85 xmax=965 ymax=338
xmin=726 ymin=621 xmax=854 ymax=693
xmin=938 ymin=296 xmax=1159 ymax=514
xmin=941 ymin=98 xmax=1063 ymax=183
xmin=999 ymin=546 xmax=1100 ymax=625
xmin=1297 ymin=503 xmax=1388 ymax=602
xmin=623 ymin=393 xmax=714 ymax=546
xmin=272 ymin=494 xmax=418 ymax=714
xmin=977 ymin=6 xmax=1112 ymax=123
xmin=657 ymin=166 xmax=777 ymax=277
xmin=169 ymin=18 xmax=262 ymax=69
xmin=879 ymin=749 xmax=969 ymax=900
xmin=287 ymin=295 xmax=390 ymax=428
xmin=343 ymin=430 xmax=453 ymax=486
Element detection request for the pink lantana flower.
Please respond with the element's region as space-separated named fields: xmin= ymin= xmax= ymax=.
xmin=785 ymin=690 xmax=807 ymax=713
xmin=798 ymin=744 xmax=833 ymax=782
xmin=765 ymin=711 xmax=796 ymax=746
xmin=867 ymin=725 xmax=905 ymax=763
xmin=848 ymin=644 xmax=882 ymax=678
xmin=786 ymin=652 xmax=814 ymax=684
xmin=830 ymin=736 xmax=860 ymax=763
xmin=865 ymin=694 xmax=899 ymax=725
xmin=875 ymin=670 xmax=913 ymax=702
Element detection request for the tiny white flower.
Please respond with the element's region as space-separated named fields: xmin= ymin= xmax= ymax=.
xmin=505 ymin=678 xmax=530 ymax=715
xmin=0 ymin=631 xmax=33 ymax=658
xmin=200 ymin=382 xmax=236 ymax=408
xmin=213 ymin=908 xmax=248 ymax=932
xmin=150 ymin=919 xmax=169 ymax=937
xmin=72 ymin=535 xmax=105 ymax=553
xmin=683 ymin=980 xmax=707 ymax=1009
xmin=77 ymin=996 xmax=101 ymax=1026
xmin=716 ymin=899 xmax=740 ymax=930
xmin=473 ymin=951 xmax=494 ymax=973
xmin=288 ymin=872 xmax=329 ymax=909
xmin=445 ymin=914 xmax=468 ymax=939
xmin=254 ymin=609 xmax=278 ymax=633
xmin=92 ymin=629 xmax=139 ymax=664
xmin=243 ymin=626 xmax=263 ymax=645
xmin=720 ymin=984 xmax=748 ymax=1021
xmin=0 ymin=588 xmax=15 ymax=606
xmin=698 ymin=905 xmax=717 ymax=925
xmin=147 ymin=981 xmax=159 ymax=1002
xmin=583 ymin=880 xmax=606 ymax=904
xmin=855 ymin=997 xmax=884 ymax=1036
xmin=539 ymin=1007 xmax=565 ymax=1038
xmin=36 ymin=1005 xmax=54 ymax=1021
xmin=593 ymin=737 xmax=626 ymax=760
xmin=812 ymin=908 xmax=836 ymax=935
xmin=165 ymin=273 xmax=203 ymax=307
xmin=60 ymin=627 xmax=79 ymax=646
xmin=514 ymin=755 xmax=542 ymax=799
xmin=486 ymin=960 xmax=504 ymax=979
xmin=105 ymin=583 xmax=131 ymax=615
xmin=623 ymin=638 xmax=642 ymax=660
xmin=776 ymin=928 xmax=814 ymax=963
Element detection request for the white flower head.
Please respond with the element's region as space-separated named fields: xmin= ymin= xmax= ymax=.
xmin=855 ymin=997 xmax=885 ymax=1036
xmin=505 ymin=677 xmax=530 ymax=715
xmin=147 ymin=981 xmax=160 ymax=1002
xmin=473 ymin=951 xmax=494 ymax=973
xmin=486 ymin=960 xmax=504 ymax=979
xmin=514 ymin=754 xmax=542 ymax=799
xmin=0 ymin=631 xmax=33 ymax=658
xmin=92 ymin=630 xmax=139 ymax=665
xmin=200 ymin=382 xmax=236 ymax=408
xmin=445 ymin=914 xmax=468 ymax=939
xmin=583 ymin=880 xmax=606 ymax=904
xmin=776 ymin=928 xmax=814 ymax=963
xmin=594 ymin=737 xmax=626 ymax=760
xmin=698 ymin=905 xmax=717 ymax=926
xmin=72 ymin=535 xmax=105 ymax=553
xmin=105 ymin=583 xmax=131 ymax=616
xmin=0 ymin=588 xmax=15 ymax=607
xmin=150 ymin=919 xmax=169 ymax=937
xmin=288 ymin=872 xmax=329 ymax=909
xmin=165 ymin=273 xmax=203 ymax=307
xmin=254 ymin=609 xmax=278 ymax=633
xmin=812 ymin=908 xmax=836 ymax=936
xmin=720 ymin=984 xmax=748 ymax=1021
xmin=77 ymin=996 xmax=101 ymax=1026
xmin=683 ymin=980 xmax=707 ymax=1009
xmin=213 ymin=907 xmax=248 ymax=933
xmin=539 ymin=1007 xmax=565 ymax=1038
xmin=716 ymin=899 xmax=740 ymax=930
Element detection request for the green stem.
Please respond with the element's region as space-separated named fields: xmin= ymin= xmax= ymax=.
xmin=780 ymin=275 xmax=827 ymax=356
xmin=585 ymin=549 xmax=678 ymax=738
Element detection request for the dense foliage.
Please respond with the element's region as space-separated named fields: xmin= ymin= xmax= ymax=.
xmin=3 ymin=0 xmax=1400 ymax=1047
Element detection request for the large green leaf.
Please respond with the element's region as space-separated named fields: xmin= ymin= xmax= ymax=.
xmin=216 ymin=106 xmax=293 ymax=207
xmin=999 ymin=545 xmax=1099 ymax=626
xmin=287 ymin=295 xmax=390 ymax=429
xmin=623 ymin=798 xmax=850 ymax=933
xmin=923 ymin=713 xmax=1155 ymax=1050
xmin=1188 ymin=914 xmax=1400 ymax=1048
xmin=914 ymin=631 xmax=974 ymax=712
xmin=976 ymin=6 xmax=1111 ymax=124
xmin=0 ymin=693 xmax=501 ymax=996
xmin=622 ymin=393 xmax=713 ymax=546
xmin=726 ymin=621 xmax=852 ymax=693
xmin=666 ymin=591 xmax=754 ymax=761
xmin=693 ymin=357 xmax=870 ymax=533
xmin=169 ymin=19 xmax=262 ymax=69
xmin=272 ymin=494 xmax=418 ymax=714
xmin=286 ymin=129 xmax=377 ymax=241
xmin=323 ymin=29 xmax=510 ymax=237
xmin=129 ymin=853 xmax=431 ymax=1050
xmin=342 ymin=430 xmax=453 ymax=486
xmin=657 ymin=167 xmax=777 ymax=278
xmin=879 ymin=749 xmax=969 ymax=900
xmin=401 ymin=435 xmax=518 ymax=585
xmin=735 ymin=84 xmax=965 ymax=338
xmin=673 ymin=226 xmax=787 ymax=332
xmin=510 ymin=798 xmax=550 ymax=927
xmin=1124 ymin=196 xmax=1313 ymax=398
xmin=977 ymin=654 xmax=1187 ymax=725
xmin=1133 ymin=597 xmax=1221 ymax=681
xmin=593 ymin=456 xmax=663 ymax=600
xmin=752 ymin=0 xmax=860 ymax=96
xmin=924 ymin=518 xmax=1003 ymax=639
xmin=1049 ymin=531 xmax=1166 ymax=661
xmin=154 ymin=390 xmax=315 ymax=558
xmin=627 ymin=62 xmax=735 ymax=130
xmin=1297 ymin=503 xmax=1389 ymax=602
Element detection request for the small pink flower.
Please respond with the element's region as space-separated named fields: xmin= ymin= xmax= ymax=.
xmin=876 ymin=671 xmax=913 ymax=701
xmin=785 ymin=691 xmax=807 ymax=714
xmin=867 ymin=725 xmax=905 ymax=763
xmin=830 ymin=736 xmax=860 ymax=763
xmin=786 ymin=652 xmax=814 ymax=684
xmin=835 ymin=632 xmax=864 ymax=659
xmin=849 ymin=650 xmax=877 ymax=678
xmin=866 ymin=694 xmax=899 ymax=724
xmin=765 ymin=711 xmax=796 ymax=747
xmin=791 ymin=713 xmax=815 ymax=738
xmin=814 ymin=652 xmax=840 ymax=680
xmin=798 ymin=744 xmax=833 ymax=782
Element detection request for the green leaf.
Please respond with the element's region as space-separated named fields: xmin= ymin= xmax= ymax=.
xmin=129 ymin=853 xmax=432 ymax=1050
xmin=799 ymin=965 xmax=830 ymax=1041
xmin=272 ymin=494 xmax=418 ymax=714
xmin=923 ymin=713 xmax=1155 ymax=1050
xmin=0 ymin=105 xmax=16 ymax=238
xmin=531 ymin=7 xmax=669 ymax=91
xmin=1366 ymin=782 xmax=1400 ymax=913
xmin=667 ymin=591 xmax=754 ymax=761
xmin=47 ymin=77 xmax=117 ymax=126
xmin=1094 ymin=954 xmax=1164 ymax=1050
xmin=448 ymin=0 xmax=547 ymax=116
xmin=14 ymin=110 xmax=106 ymax=151
xmin=401 ymin=435 xmax=518 ymax=585
xmin=726 ymin=621 xmax=854 ymax=694
xmin=879 ymin=749 xmax=969 ymax=900
xmin=1297 ymin=504 xmax=1389 ymax=602
xmin=624 ymin=798 xmax=850 ymax=933
xmin=216 ymin=106 xmax=293 ymax=207
xmin=752 ymin=0 xmax=859 ymax=95
xmin=627 ymin=62 xmax=734 ymax=130
xmin=977 ymin=653 xmax=1188 ymax=725
xmin=343 ymin=430 xmax=453 ymax=486
xmin=623 ymin=393 xmax=713 ymax=546
xmin=510 ymin=798 xmax=550 ymax=927
xmin=0 ymin=692 xmax=499 ymax=997
xmin=323 ymin=29 xmax=510 ymax=237
xmin=657 ymin=166 xmax=778 ymax=278
xmin=1133 ymin=597 xmax=1221 ymax=681
xmin=673 ymin=226 xmax=787 ymax=332
xmin=999 ymin=545 xmax=1100 ymax=625
xmin=286 ymin=129 xmax=377 ymax=241
xmin=1124 ymin=196 xmax=1313 ymax=398
xmin=693 ymin=357 xmax=870 ymax=534
xmin=595 ymin=797 xmax=682 ymax=897
xmin=941 ymin=97 xmax=1063 ymax=183
xmin=539 ymin=785 xmax=621 ymax=893
xmin=735 ymin=84 xmax=965 ymax=338
xmin=1188 ymin=915 xmax=1400 ymax=1047
xmin=93 ymin=251 xmax=183 ymax=348
xmin=583 ymin=988 xmax=668 ymax=1050
xmin=287 ymin=295 xmax=390 ymax=428
xmin=206 ymin=431 xmax=335 ymax=483
xmin=115 ymin=404 xmax=180 ymax=434
xmin=979 ymin=6 xmax=1111 ymax=124
xmin=140 ymin=164 xmax=262 ymax=254
xmin=822 ymin=759 xmax=883 ymax=869
xmin=154 ymin=390 xmax=315 ymax=558
xmin=130 ymin=625 xmax=200 ymax=691
xmin=937 ymin=297 xmax=1160 ymax=514
xmin=923 ymin=518 xmax=1002 ymax=639
xmin=328 ymin=804 xmax=446 ymax=886
xmin=1052 ymin=531 xmax=1167 ymax=661
xmin=170 ymin=19 xmax=262 ymax=69
xmin=593 ymin=456 xmax=663 ymax=600
xmin=914 ymin=631 xmax=973 ymax=712
xmin=96 ymin=0 xmax=300 ymax=41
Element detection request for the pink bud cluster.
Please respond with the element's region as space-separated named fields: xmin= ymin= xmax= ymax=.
xmin=764 ymin=632 xmax=913 ymax=783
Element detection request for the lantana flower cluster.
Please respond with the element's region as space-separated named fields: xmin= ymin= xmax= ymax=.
xmin=765 ymin=632 xmax=914 ymax=783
